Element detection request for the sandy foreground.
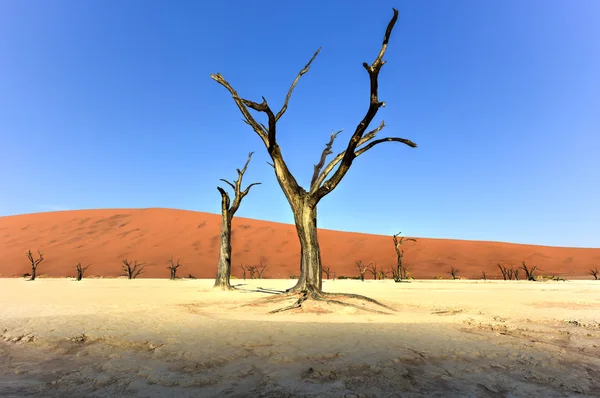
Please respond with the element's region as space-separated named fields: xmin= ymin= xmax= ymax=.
xmin=0 ymin=278 xmax=599 ymax=397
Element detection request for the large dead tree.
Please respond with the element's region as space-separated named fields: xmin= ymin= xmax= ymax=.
xmin=392 ymin=232 xmax=417 ymax=282
xmin=211 ymin=9 xmax=415 ymax=310
xmin=214 ymin=152 xmax=261 ymax=290
xmin=26 ymin=250 xmax=44 ymax=281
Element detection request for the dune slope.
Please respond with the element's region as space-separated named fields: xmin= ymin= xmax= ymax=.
xmin=1 ymin=208 xmax=598 ymax=279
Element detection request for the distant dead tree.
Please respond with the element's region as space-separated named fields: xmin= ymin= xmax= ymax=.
xmin=212 ymin=9 xmax=414 ymax=311
xmin=393 ymin=232 xmax=417 ymax=283
xmin=167 ymin=256 xmax=181 ymax=280
xmin=497 ymin=263 xmax=508 ymax=280
xmin=122 ymin=259 xmax=145 ymax=279
xmin=449 ymin=266 xmax=459 ymax=280
xmin=590 ymin=268 xmax=599 ymax=280
xmin=480 ymin=271 xmax=487 ymax=281
xmin=240 ymin=263 xmax=247 ymax=280
xmin=356 ymin=261 xmax=369 ymax=282
xmin=520 ymin=261 xmax=538 ymax=281
xmin=214 ymin=152 xmax=261 ymax=290
xmin=242 ymin=263 xmax=268 ymax=280
xmin=75 ymin=263 xmax=91 ymax=281
xmin=498 ymin=263 xmax=520 ymax=281
xmin=378 ymin=270 xmax=389 ymax=280
xmin=368 ymin=263 xmax=378 ymax=280
xmin=257 ymin=263 xmax=268 ymax=279
xmin=26 ymin=250 xmax=44 ymax=281
xmin=322 ymin=266 xmax=331 ymax=280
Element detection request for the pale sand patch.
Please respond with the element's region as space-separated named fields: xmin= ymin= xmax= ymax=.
xmin=1 ymin=278 xmax=599 ymax=397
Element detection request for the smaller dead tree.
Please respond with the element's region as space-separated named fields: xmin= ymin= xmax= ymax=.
xmin=497 ymin=263 xmax=508 ymax=280
xmin=75 ymin=263 xmax=91 ymax=281
xmin=26 ymin=250 xmax=44 ymax=281
xmin=481 ymin=271 xmax=487 ymax=281
xmin=258 ymin=263 xmax=268 ymax=279
xmin=322 ymin=266 xmax=331 ymax=280
xmin=498 ymin=263 xmax=520 ymax=280
xmin=122 ymin=259 xmax=145 ymax=279
xmin=590 ymin=268 xmax=599 ymax=280
xmin=167 ymin=256 xmax=181 ymax=280
xmin=356 ymin=260 xmax=369 ymax=281
xmin=214 ymin=152 xmax=261 ymax=290
xmin=449 ymin=266 xmax=459 ymax=280
xmin=368 ymin=263 xmax=378 ymax=280
xmin=393 ymin=232 xmax=417 ymax=283
xmin=240 ymin=263 xmax=247 ymax=280
xmin=378 ymin=270 xmax=388 ymax=280
xmin=520 ymin=261 xmax=538 ymax=281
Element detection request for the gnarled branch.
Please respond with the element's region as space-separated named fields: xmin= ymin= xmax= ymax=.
xmin=217 ymin=152 xmax=261 ymax=217
xmin=310 ymin=129 xmax=342 ymax=189
xmin=312 ymin=8 xmax=403 ymax=202
xmin=276 ymin=47 xmax=321 ymax=122
xmin=310 ymin=123 xmax=416 ymax=194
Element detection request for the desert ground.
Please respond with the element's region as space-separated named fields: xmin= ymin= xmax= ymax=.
xmin=1 ymin=278 xmax=599 ymax=397
xmin=1 ymin=209 xmax=599 ymax=280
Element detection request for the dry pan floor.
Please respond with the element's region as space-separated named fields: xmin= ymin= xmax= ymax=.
xmin=0 ymin=278 xmax=599 ymax=397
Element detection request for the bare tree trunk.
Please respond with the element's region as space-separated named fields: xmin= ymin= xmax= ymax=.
xmin=214 ymin=213 xmax=233 ymax=290
xmin=288 ymin=202 xmax=322 ymax=293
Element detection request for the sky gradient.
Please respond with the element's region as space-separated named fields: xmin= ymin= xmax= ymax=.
xmin=1 ymin=0 xmax=598 ymax=248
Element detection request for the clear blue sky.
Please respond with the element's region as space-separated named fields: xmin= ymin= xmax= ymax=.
xmin=1 ymin=0 xmax=598 ymax=248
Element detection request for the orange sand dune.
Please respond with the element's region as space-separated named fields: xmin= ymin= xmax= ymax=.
xmin=1 ymin=208 xmax=598 ymax=279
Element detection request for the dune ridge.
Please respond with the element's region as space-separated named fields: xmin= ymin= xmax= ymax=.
xmin=1 ymin=208 xmax=599 ymax=279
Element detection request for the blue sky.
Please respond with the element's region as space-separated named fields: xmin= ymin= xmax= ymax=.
xmin=1 ymin=0 xmax=598 ymax=248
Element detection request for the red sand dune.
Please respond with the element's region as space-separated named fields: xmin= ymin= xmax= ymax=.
xmin=1 ymin=208 xmax=599 ymax=280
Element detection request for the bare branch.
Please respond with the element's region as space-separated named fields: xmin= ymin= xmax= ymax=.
xmin=312 ymin=9 xmax=405 ymax=202
xmin=219 ymin=179 xmax=236 ymax=191
xmin=275 ymin=47 xmax=321 ymax=122
xmin=310 ymin=122 xmax=384 ymax=193
xmin=310 ymin=129 xmax=342 ymax=190
xmin=210 ymin=74 xmax=270 ymax=147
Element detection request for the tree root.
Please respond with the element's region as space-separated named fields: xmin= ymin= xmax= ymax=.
xmin=266 ymin=289 xmax=396 ymax=315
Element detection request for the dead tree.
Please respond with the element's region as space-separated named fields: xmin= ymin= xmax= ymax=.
xmin=75 ymin=263 xmax=91 ymax=281
xmin=497 ymin=263 xmax=508 ymax=280
xmin=211 ymin=9 xmax=413 ymax=312
xmin=367 ymin=263 xmax=378 ymax=280
xmin=167 ymin=256 xmax=181 ymax=280
xmin=214 ymin=152 xmax=261 ymax=290
xmin=449 ymin=266 xmax=459 ymax=280
xmin=322 ymin=266 xmax=331 ymax=280
xmin=481 ymin=271 xmax=487 ymax=281
xmin=26 ymin=250 xmax=44 ymax=281
xmin=498 ymin=263 xmax=520 ymax=281
xmin=258 ymin=263 xmax=268 ymax=279
xmin=240 ymin=263 xmax=247 ymax=280
xmin=392 ymin=232 xmax=417 ymax=282
xmin=590 ymin=268 xmax=599 ymax=280
xmin=378 ymin=270 xmax=388 ymax=280
xmin=520 ymin=261 xmax=538 ymax=281
xmin=356 ymin=261 xmax=369 ymax=281
xmin=122 ymin=259 xmax=145 ymax=279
